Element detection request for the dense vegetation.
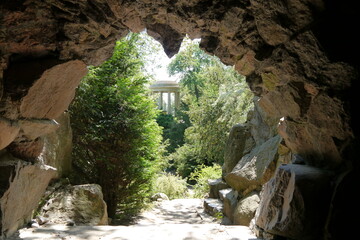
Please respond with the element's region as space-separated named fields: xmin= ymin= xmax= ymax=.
xmin=165 ymin=39 xmax=253 ymax=179
xmin=69 ymin=33 xmax=162 ymax=219
xmin=69 ymin=33 xmax=253 ymax=219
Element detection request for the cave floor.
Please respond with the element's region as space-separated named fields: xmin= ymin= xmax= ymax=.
xmin=8 ymin=199 xmax=260 ymax=240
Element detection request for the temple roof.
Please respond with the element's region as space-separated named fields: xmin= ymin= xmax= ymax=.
xmin=149 ymin=80 xmax=180 ymax=92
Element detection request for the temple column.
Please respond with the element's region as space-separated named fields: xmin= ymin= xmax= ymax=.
xmin=175 ymin=91 xmax=180 ymax=110
xmin=159 ymin=92 xmax=163 ymax=110
xmin=167 ymin=92 xmax=172 ymax=114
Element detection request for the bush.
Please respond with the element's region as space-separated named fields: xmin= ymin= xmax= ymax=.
xmin=167 ymin=143 xmax=199 ymax=179
xmin=189 ymin=164 xmax=222 ymax=198
xmin=153 ymin=173 xmax=188 ymax=200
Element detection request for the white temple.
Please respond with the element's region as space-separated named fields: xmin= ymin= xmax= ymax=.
xmin=149 ymin=80 xmax=180 ymax=115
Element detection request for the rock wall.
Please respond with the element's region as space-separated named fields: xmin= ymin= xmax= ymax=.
xmin=209 ymin=101 xmax=290 ymax=227
xmin=42 ymin=112 xmax=73 ymax=178
xmin=0 ymin=157 xmax=56 ymax=237
xmin=1 ymin=0 xmax=359 ymax=238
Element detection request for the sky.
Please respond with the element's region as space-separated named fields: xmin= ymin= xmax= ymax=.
xmin=151 ymin=54 xmax=179 ymax=82
xmin=141 ymin=31 xmax=200 ymax=83
xmin=141 ymin=31 xmax=179 ymax=82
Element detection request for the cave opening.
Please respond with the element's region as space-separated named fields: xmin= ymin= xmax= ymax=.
xmin=67 ymin=31 xmax=256 ymax=224
xmin=0 ymin=0 xmax=359 ymax=239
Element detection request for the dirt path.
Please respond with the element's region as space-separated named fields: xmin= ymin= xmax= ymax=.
xmin=135 ymin=199 xmax=216 ymax=225
xmin=9 ymin=199 xmax=261 ymax=240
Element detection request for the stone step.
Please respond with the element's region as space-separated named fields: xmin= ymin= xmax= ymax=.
xmin=208 ymin=178 xmax=229 ymax=199
xmin=203 ymin=198 xmax=223 ymax=216
xmin=219 ymin=189 xmax=238 ymax=223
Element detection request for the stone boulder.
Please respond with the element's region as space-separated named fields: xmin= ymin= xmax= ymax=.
xmin=208 ymin=179 xmax=229 ymax=199
xmin=233 ymin=192 xmax=260 ymax=226
xmin=0 ymin=158 xmax=56 ymax=238
xmin=223 ymin=124 xmax=254 ymax=175
xmin=225 ymin=135 xmax=282 ymax=194
xmin=39 ymin=184 xmax=108 ymax=226
xmin=42 ymin=112 xmax=73 ymax=177
xmin=254 ymin=164 xmax=333 ymax=239
xmin=248 ymin=99 xmax=279 ymax=146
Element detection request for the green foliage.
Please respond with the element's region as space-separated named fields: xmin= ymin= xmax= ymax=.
xmin=189 ymin=164 xmax=222 ymax=198
xmin=168 ymin=143 xmax=199 ymax=178
xmin=153 ymin=173 xmax=189 ymax=200
xmin=168 ymin=40 xmax=211 ymax=100
xmin=167 ymin=39 xmax=253 ymax=178
xmin=156 ymin=105 xmax=191 ymax=154
xmin=69 ymin=33 xmax=162 ymax=219
xmin=213 ymin=212 xmax=224 ymax=220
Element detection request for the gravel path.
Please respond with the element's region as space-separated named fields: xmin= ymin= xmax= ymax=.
xmin=9 ymin=199 xmax=261 ymax=240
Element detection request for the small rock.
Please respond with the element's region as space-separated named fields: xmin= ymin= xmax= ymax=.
xmin=66 ymin=220 xmax=76 ymax=226
xmin=28 ymin=219 xmax=39 ymax=228
xmin=151 ymin=192 xmax=169 ymax=201
xmin=31 ymin=222 xmax=40 ymax=228
xmin=291 ymin=154 xmax=305 ymax=164
xmin=36 ymin=216 xmax=49 ymax=225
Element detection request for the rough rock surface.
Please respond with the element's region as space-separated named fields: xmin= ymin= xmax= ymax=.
xmin=41 ymin=112 xmax=73 ymax=177
xmin=225 ymin=135 xmax=282 ymax=194
xmin=223 ymin=124 xmax=254 ymax=175
xmin=7 ymin=138 xmax=44 ymax=162
xmin=233 ymin=192 xmax=260 ymax=226
xmin=0 ymin=160 xmax=56 ymax=238
xmin=248 ymin=99 xmax=279 ymax=146
xmin=19 ymin=119 xmax=59 ymax=141
xmin=19 ymin=60 xmax=87 ymax=119
xmin=0 ymin=118 xmax=19 ymax=150
xmin=39 ymin=184 xmax=108 ymax=226
xmin=254 ymin=164 xmax=333 ymax=239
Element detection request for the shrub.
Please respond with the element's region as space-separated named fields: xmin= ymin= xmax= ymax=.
xmin=189 ymin=164 xmax=222 ymax=198
xmin=153 ymin=173 xmax=188 ymax=200
xmin=167 ymin=143 xmax=199 ymax=179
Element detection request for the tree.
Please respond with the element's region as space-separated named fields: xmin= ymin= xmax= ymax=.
xmin=167 ymin=40 xmax=253 ymax=178
xmin=156 ymin=105 xmax=191 ymax=154
xmin=69 ymin=33 xmax=162 ymax=219
xmin=168 ymin=40 xmax=212 ymax=101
